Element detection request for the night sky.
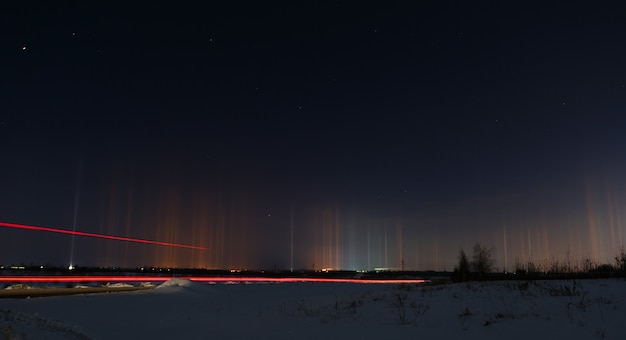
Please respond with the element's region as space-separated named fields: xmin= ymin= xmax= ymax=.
xmin=2 ymin=1 xmax=626 ymax=271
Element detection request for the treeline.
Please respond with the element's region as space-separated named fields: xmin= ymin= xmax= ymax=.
xmin=452 ymin=243 xmax=626 ymax=282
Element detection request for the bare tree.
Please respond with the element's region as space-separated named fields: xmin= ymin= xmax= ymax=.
xmin=471 ymin=242 xmax=495 ymax=281
xmin=616 ymin=247 xmax=626 ymax=278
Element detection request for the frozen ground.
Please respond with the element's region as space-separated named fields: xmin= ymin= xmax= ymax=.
xmin=1 ymin=278 xmax=625 ymax=339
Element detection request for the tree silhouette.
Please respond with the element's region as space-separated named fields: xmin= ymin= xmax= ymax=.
xmin=616 ymin=247 xmax=626 ymax=279
xmin=471 ymin=242 xmax=495 ymax=281
xmin=456 ymin=249 xmax=470 ymax=282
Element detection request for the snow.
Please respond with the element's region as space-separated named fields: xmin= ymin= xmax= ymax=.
xmin=4 ymin=284 xmax=33 ymax=290
xmin=155 ymin=278 xmax=193 ymax=289
xmin=102 ymin=283 xmax=134 ymax=288
xmin=1 ymin=279 xmax=625 ymax=339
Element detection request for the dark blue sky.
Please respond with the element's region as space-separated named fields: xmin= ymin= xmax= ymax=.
xmin=1 ymin=1 xmax=625 ymax=270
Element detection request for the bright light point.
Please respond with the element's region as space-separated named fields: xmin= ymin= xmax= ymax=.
xmin=68 ymin=265 xmax=75 ymax=271
xmin=21 ymin=46 xmax=27 ymax=50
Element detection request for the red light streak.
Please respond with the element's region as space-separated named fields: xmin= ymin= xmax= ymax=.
xmin=0 ymin=276 xmax=426 ymax=284
xmin=0 ymin=221 xmax=207 ymax=250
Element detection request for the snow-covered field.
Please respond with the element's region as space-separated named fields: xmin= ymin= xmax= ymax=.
xmin=1 ymin=278 xmax=625 ymax=339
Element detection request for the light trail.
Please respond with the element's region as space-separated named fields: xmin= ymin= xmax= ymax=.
xmin=0 ymin=221 xmax=207 ymax=250
xmin=0 ymin=276 xmax=427 ymax=284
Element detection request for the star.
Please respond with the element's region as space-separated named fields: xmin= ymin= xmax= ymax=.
xmin=21 ymin=45 xmax=27 ymax=51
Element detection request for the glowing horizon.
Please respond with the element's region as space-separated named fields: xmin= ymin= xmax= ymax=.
xmin=2 ymin=176 xmax=625 ymax=272
xmin=0 ymin=275 xmax=426 ymax=285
